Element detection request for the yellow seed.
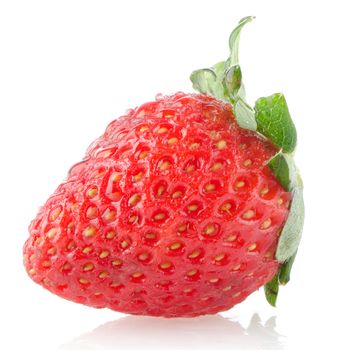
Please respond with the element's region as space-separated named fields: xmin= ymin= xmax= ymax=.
xmin=111 ymin=173 xmax=121 ymax=182
xmin=260 ymin=187 xmax=269 ymax=195
xmin=157 ymin=127 xmax=168 ymax=134
xmin=185 ymin=164 xmax=195 ymax=173
xmin=106 ymin=231 xmax=116 ymax=239
xmin=42 ymin=260 xmax=51 ymax=267
xmin=139 ymin=126 xmax=149 ymax=133
xmin=247 ymin=243 xmax=257 ymax=251
xmin=128 ymin=194 xmax=141 ymax=206
xmin=139 ymin=150 xmax=148 ymax=159
xmin=86 ymin=206 xmax=98 ymax=219
xmin=110 ymin=282 xmax=122 ymax=288
xmin=94 ymin=292 xmax=102 ymax=296
xmin=235 ymin=181 xmax=245 ymax=188
xmin=232 ymin=264 xmax=241 ymax=271
xmin=29 ymin=268 xmax=36 ymax=276
xmin=168 ymin=137 xmax=178 ymax=145
xmin=190 ymin=142 xmax=200 ymax=150
xmin=145 ymin=232 xmax=156 ymax=240
xmin=212 ymin=162 xmax=223 ymax=171
xmin=242 ymin=210 xmax=255 ymax=219
xmin=132 ymin=272 xmax=143 ymax=278
xmin=112 ymin=259 xmax=123 ymax=266
xmin=214 ymin=253 xmax=225 ymax=262
xmin=99 ymin=250 xmax=109 ymax=259
xmin=223 ymin=286 xmax=232 ymax=292
xmin=210 ymin=131 xmax=219 ymax=140
xmin=172 ymin=191 xmax=183 ymax=199
xmin=138 ymin=253 xmax=149 ymax=261
xmin=62 ymin=262 xmax=72 ymax=270
xmin=83 ymin=263 xmax=94 ymax=271
xmin=99 ymin=271 xmax=108 ymax=279
xmin=221 ymin=203 xmax=232 ymax=212
xmin=120 ymin=240 xmax=130 ymax=249
xmin=43 ymin=278 xmax=52 ymax=286
xmin=158 ymin=160 xmax=171 ymax=171
xmin=178 ymin=224 xmax=187 ymax=232
xmin=154 ymin=212 xmax=166 ymax=221
xmin=157 ymin=186 xmax=165 ymax=196
xmin=209 ymin=278 xmax=219 ymax=283
xmin=82 ymin=246 xmax=93 ymax=254
xmin=133 ymin=172 xmax=144 ymax=182
xmin=29 ymin=254 xmax=36 ymax=262
xmin=239 ymin=143 xmax=247 ymax=149
xmin=261 ymin=218 xmax=272 ymax=229
xmin=216 ymin=140 xmax=227 ymax=150
xmin=232 ymin=292 xmax=241 ymax=298
xmin=67 ymin=241 xmax=76 ymax=251
xmin=79 ymin=278 xmax=89 ymax=285
xmin=164 ymin=114 xmax=174 ymax=119
xmin=128 ymin=215 xmax=138 ymax=223
xmin=47 ymin=247 xmax=57 ymax=255
xmin=264 ymin=251 xmax=273 ymax=258
xmin=83 ymin=226 xmax=96 ymax=237
xmin=277 ymin=198 xmax=284 ymax=205
xmin=204 ymin=224 xmax=215 ymax=235
xmin=187 ymin=269 xmax=198 ymax=277
xmin=103 ymin=208 xmax=116 ymax=222
xmin=49 ymin=207 xmax=62 ymax=221
xmin=188 ymin=249 xmax=201 ymax=259
xmin=243 ymin=159 xmax=252 ymax=167
xmin=160 ymin=262 xmax=172 ymax=269
xmin=183 ymin=287 xmax=193 ymax=293
xmin=205 ymin=183 xmax=216 ymax=192
xmin=46 ymin=228 xmax=58 ymax=239
xmin=225 ymin=234 xmax=237 ymax=242
xmin=187 ymin=204 xmax=198 ymax=212
xmin=169 ymin=242 xmax=182 ymax=250
xmin=86 ymin=187 xmax=97 ymax=198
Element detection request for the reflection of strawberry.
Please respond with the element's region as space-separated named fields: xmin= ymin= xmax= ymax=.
xmin=23 ymin=17 xmax=302 ymax=317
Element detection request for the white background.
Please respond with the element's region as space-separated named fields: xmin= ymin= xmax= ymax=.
xmin=0 ymin=1 xmax=349 ymax=349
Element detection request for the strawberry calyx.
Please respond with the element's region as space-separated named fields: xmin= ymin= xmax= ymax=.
xmin=190 ymin=17 xmax=304 ymax=306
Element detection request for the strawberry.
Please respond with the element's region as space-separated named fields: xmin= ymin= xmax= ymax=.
xmin=23 ymin=17 xmax=304 ymax=317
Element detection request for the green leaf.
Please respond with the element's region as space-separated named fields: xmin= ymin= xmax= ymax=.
xmin=264 ymin=273 xmax=279 ymax=307
xmin=255 ymin=93 xmax=297 ymax=153
xmin=234 ymin=98 xmax=257 ymax=131
xmin=276 ymin=174 xmax=304 ymax=262
xmin=268 ymin=153 xmax=290 ymax=191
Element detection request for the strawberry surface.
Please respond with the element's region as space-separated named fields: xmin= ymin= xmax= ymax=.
xmin=23 ymin=92 xmax=291 ymax=317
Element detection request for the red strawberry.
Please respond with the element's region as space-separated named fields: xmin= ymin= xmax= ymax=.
xmin=23 ymin=17 xmax=303 ymax=317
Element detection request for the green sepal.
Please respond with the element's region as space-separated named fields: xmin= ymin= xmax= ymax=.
xmin=276 ymin=174 xmax=304 ymax=262
xmin=234 ymin=99 xmax=257 ymax=131
xmin=279 ymin=251 xmax=297 ymax=285
xmin=264 ymin=273 xmax=279 ymax=307
xmin=255 ymin=93 xmax=297 ymax=153
xmin=264 ymin=251 xmax=298 ymax=306
xmin=268 ymin=153 xmax=290 ymax=191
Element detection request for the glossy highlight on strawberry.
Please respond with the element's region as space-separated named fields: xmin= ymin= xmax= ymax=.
xmin=23 ymin=93 xmax=291 ymax=317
